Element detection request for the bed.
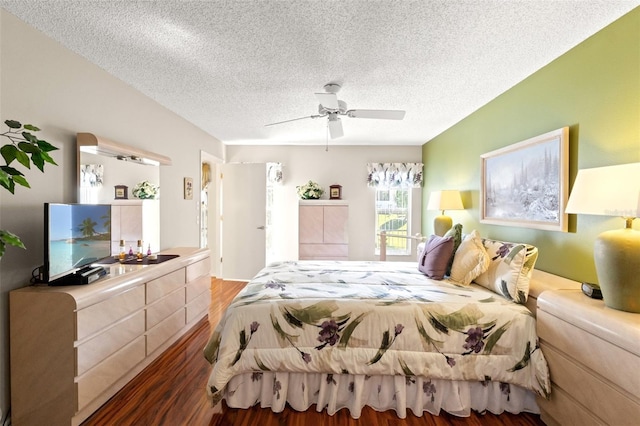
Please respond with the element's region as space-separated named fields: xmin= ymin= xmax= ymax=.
xmin=204 ymin=232 xmax=549 ymax=419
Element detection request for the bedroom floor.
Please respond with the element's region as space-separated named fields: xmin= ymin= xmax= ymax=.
xmin=81 ymin=279 xmax=546 ymax=426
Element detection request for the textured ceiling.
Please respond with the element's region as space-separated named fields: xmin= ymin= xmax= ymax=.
xmin=1 ymin=1 xmax=638 ymax=146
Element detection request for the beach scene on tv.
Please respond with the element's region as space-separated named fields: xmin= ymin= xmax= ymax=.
xmin=48 ymin=204 xmax=111 ymax=279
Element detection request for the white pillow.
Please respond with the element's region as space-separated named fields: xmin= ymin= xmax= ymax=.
xmin=474 ymin=239 xmax=539 ymax=304
xmin=449 ymin=230 xmax=490 ymax=285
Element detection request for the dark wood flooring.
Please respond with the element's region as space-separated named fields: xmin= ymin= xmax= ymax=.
xmin=82 ymin=279 xmax=547 ymax=425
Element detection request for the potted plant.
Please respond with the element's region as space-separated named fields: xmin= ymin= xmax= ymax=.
xmin=0 ymin=119 xmax=58 ymax=258
xmin=296 ymin=180 xmax=324 ymax=199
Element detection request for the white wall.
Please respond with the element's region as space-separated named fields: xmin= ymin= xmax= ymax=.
xmin=225 ymin=145 xmax=423 ymax=262
xmin=0 ymin=11 xmax=224 ymax=414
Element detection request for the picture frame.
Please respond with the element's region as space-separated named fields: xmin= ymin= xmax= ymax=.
xmin=480 ymin=127 xmax=569 ymax=232
xmin=184 ymin=177 xmax=193 ymax=200
xmin=114 ymin=185 xmax=128 ymax=200
xmin=329 ymin=184 xmax=342 ymax=200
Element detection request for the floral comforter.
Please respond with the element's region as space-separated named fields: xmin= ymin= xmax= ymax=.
xmin=204 ymin=261 xmax=550 ymax=406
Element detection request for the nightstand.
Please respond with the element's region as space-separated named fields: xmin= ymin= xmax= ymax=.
xmin=536 ymin=290 xmax=640 ymax=425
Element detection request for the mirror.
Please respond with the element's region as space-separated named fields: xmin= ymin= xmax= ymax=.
xmin=77 ymin=133 xmax=171 ymax=204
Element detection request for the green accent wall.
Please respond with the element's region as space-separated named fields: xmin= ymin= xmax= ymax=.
xmin=422 ymin=7 xmax=640 ymax=283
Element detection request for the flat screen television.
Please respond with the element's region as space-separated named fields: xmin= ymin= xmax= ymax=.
xmin=43 ymin=203 xmax=112 ymax=283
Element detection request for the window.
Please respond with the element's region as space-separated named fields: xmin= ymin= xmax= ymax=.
xmin=375 ymin=188 xmax=411 ymax=256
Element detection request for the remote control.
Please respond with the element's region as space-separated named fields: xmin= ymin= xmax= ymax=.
xmin=581 ymin=282 xmax=603 ymax=299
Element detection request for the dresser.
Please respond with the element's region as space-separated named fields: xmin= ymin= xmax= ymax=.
xmin=536 ymin=290 xmax=640 ymax=425
xmin=10 ymin=247 xmax=211 ymax=426
xmin=298 ymin=200 xmax=348 ymax=260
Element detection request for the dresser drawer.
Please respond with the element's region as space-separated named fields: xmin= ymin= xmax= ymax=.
xmin=76 ymin=336 xmax=146 ymax=411
xmin=186 ymin=258 xmax=210 ymax=282
xmin=146 ymin=288 xmax=185 ymax=329
xmin=76 ymin=311 xmax=145 ymax=376
xmin=186 ymin=291 xmax=210 ymax=323
xmin=76 ymin=286 xmax=145 ymax=341
xmin=541 ymin=342 xmax=640 ymax=424
xmin=299 ymin=243 xmax=348 ymax=258
xmin=146 ymin=309 xmax=185 ymax=355
xmin=146 ymin=268 xmax=185 ymax=304
xmin=538 ymin=310 xmax=640 ymax=396
xmin=186 ymin=275 xmax=210 ymax=302
xmin=538 ymin=385 xmax=601 ymax=426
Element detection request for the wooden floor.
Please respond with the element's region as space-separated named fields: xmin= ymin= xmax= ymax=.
xmin=82 ymin=279 xmax=547 ymax=426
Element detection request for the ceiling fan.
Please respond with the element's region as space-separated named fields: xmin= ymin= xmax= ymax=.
xmin=265 ymin=83 xmax=406 ymax=139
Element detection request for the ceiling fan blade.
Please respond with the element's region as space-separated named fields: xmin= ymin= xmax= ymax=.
xmin=315 ymin=92 xmax=340 ymax=110
xmin=347 ymin=109 xmax=406 ymax=120
xmin=327 ymin=116 xmax=344 ymax=139
xmin=265 ymin=115 xmax=321 ymax=127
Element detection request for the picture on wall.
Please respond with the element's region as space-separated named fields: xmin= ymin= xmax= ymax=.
xmin=480 ymin=127 xmax=569 ymax=232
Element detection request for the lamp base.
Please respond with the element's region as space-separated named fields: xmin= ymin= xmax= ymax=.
xmin=433 ymin=215 xmax=453 ymax=237
xmin=594 ymin=228 xmax=640 ymax=313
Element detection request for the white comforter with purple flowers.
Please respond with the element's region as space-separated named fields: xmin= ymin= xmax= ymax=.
xmin=204 ymin=261 xmax=550 ymax=414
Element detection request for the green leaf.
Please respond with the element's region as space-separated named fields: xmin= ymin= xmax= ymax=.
xmin=12 ymin=175 xmax=30 ymax=188
xmin=36 ymin=139 xmax=59 ymax=152
xmin=0 ymin=178 xmax=15 ymax=194
xmin=0 ymin=230 xmax=26 ymax=249
xmin=367 ymin=329 xmax=391 ymax=365
xmin=1 ymin=145 xmax=17 ymax=164
xmin=0 ymin=166 xmax=23 ymax=176
xmin=270 ymin=313 xmax=299 ymax=345
xmin=23 ymin=124 xmax=40 ymax=132
xmin=21 ymin=132 xmax=37 ymax=143
xmin=508 ymin=341 xmax=532 ymax=372
xmin=0 ymin=169 xmax=10 ymax=187
xmin=428 ymin=304 xmax=483 ymax=332
xmin=4 ymin=120 xmax=21 ymax=129
xmin=415 ymin=317 xmax=443 ymax=349
xmin=282 ymin=301 xmax=339 ymax=326
xmin=254 ymin=354 xmax=271 ymax=371
xmin=30 ymin=151 xmax=45 ymax=172
xmin=337 ymin=312 xmax=368 ymax=349
xmin=483 ymin=321 xmax=510 ymax=354
xmin=398 ymin=357 xmax=414 ymax=376
xmin=17 ymin=141 xmax=37 ymax=154
xmin=0 ymin=241 xmax=5 ymax=258
xmin=15 ymin=150 xmax=30 ymax=169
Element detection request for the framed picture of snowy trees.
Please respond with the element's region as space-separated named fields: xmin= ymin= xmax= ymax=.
xmin=480 ymin=127 xmax=569 ymax=232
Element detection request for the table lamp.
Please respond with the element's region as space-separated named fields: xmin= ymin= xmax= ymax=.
xmin=427 ymin=190 xmax=464 ymax=236
xmin=565 ymin=162 xmax=640 ymax=313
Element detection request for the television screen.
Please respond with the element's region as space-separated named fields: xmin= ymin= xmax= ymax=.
xmin=44 ymin=203 xmax=112 ymax=282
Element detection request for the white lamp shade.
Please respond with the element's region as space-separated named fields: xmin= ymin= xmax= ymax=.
xmin=427 ymin=190 xmax=464 ymax=212
xmin=565 ymin=162 xmax=640 ymax=218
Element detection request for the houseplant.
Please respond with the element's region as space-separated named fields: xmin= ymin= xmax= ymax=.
xmin=0 ymin=119 xmax=58 ymax=258
xmin=296 ymin=180 xmax=324 ymax=199
xmin=132 ymin=180 xmax=159 ymax=199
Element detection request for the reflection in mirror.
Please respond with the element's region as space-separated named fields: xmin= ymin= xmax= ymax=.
xmin=79 ymin=151 xmax=160 ymax=204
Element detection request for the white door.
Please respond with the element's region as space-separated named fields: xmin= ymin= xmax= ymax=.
xmin=220 ymin=163 xmax=267 ymax=280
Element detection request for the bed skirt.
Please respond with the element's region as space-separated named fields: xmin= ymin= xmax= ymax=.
xmin=215 ymin=372 xmax=541 ymax=419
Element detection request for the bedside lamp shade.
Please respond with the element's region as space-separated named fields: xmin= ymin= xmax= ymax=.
xmin=565 ymin=162 xmax=640 ymax=313
xmin=427 ymin=190 xmax=464 ymax=236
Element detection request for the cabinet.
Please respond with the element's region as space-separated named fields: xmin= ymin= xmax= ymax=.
xmin=299 ymin=200 xmax=348 ymax=260
xmin=111 ymin=199 xmax=160 ymax=255
xmin=536 ymin=290 xmax=640 ymax=426
xmin=9 ymin=248 xmax=210 ymax=426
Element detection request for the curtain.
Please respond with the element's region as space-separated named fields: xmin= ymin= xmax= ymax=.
xmin=367 ymin=163 xmax=423 ymax=188
xmin=267 ymin=162 xmax=283 ymax=184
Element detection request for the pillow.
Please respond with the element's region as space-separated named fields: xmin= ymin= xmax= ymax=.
xmin=474 ymin=239 xmax=539 ymax=304
xmin=443 ymin=223 xmax=463 ymax=276
xmin=448 ymin=230 xmax=490 ymax=285
xmin=417 ymin=235 xmax=454 ymax=280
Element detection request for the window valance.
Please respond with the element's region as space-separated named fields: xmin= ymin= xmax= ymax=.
xmin=367 ymin=162 xmax=423 ymax=188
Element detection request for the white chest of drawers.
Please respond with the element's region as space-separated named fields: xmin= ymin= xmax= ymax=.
xmin=536 ymin=290 xmax=640 ymax=426
xmin=10 ymin=248 xmax=211 ymax=426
